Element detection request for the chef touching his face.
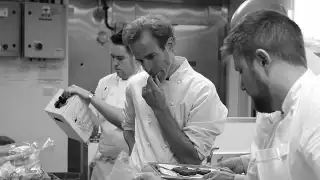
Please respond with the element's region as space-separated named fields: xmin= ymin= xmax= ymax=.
xmin=121 ymin=14 xmax=228 ymax=170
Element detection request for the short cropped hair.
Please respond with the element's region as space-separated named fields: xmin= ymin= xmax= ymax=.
xmin=223 ymin=10 xmax=306 ymax=67
xmin=231 ymin=2 xmax=288 ymax=29
xmin=122 ymin=14 xmax=175 ymax=50
xmin=110 ymin=30 xmax=124 ymax=46
xmin=110 ymin=29 xmax=131 ymax=53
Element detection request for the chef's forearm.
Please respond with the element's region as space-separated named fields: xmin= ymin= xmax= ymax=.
xmin=90 ymin=96 xmax=124 ymax=129
xmin=154 ymin=108 xmax=201 ymax=165
xmin=124 ymin=130 xmax=135 ymax=155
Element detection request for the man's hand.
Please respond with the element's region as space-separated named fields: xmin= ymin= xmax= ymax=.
xmin=202 ymin=169 xmax=235 ymax=180
xmin=141 ymin=76 xmax=201 ymax=164
xmin=142 ymin=76 xmax=167 ymax=112
xmin=63 ymin=85 xmax=91 ymax=101
xmin=216 ymin=157 xmax=245 ymax=174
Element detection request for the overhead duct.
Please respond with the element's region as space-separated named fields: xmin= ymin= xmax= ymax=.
xmin=101 ymin=0 xmax=227 ymax=26
xmin=101 ymin=0 xmax=115 ymax=31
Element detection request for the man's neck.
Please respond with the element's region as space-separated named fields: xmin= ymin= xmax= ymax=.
xmin=166 ymin=56 xmax=185 ymax=79
xmin=120 ymin=68 xmax=141 ymax=80
xmin=270 ymin=64 xmax=307 ymax=111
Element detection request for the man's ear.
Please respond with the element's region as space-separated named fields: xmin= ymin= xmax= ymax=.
xmin=255 ymin=49 xmax=272 ymax=67
xmin=165 ymin=37 xmax=175 ymax=52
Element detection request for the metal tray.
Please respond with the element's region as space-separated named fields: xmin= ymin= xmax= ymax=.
xmin=149 ymin=162 xmax=218 ymax=180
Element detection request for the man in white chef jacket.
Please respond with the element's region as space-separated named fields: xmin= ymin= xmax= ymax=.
xmin=203 ymin=10 xmax=320 ymax=180
xmin=202 ymin=1 xmax=320 ymax=180
xmin=64 ymin=30 xmax=142 ymax=180
xmin=121 ymin=14 xmax=228 ymax=170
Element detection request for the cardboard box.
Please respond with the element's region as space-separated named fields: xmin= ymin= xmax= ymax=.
xmin=45 ymin=89 xmax=96 ymax=143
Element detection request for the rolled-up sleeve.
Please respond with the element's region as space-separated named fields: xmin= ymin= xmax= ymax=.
xmin=183 ymin=84 xmax=228 ymax=160
xmin=121 ymin=84 xmax=136 ymax=131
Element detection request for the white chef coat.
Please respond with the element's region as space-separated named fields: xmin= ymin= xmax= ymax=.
xmin=90 ymin=72 xmax=137 ymax=180
xmin=235 ymin=48 xmax=320 ymax=180
xmin=91 ymin=73 xmax=130 ymax=157
xmin=122 ymin=56 xmax=228 ymax=170
xmin=235 ymin=112 xmax=283 ymax=180
xmin=235 ymin=69 xmax=320 ymax=180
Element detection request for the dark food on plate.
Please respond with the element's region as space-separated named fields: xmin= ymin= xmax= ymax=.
xmin=172 ymin=166 xmax=197 ymax=176
xmin=155 ymin=164 xmax=213 ymax=177
xmin=171 ymin=166 xmax=211 ymax=176
xmin=195 ymin=168 xmax=211 ymax=175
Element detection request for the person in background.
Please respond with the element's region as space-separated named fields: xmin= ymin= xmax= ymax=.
xmin=121 ymin=14 xmax=228 ymax=170
xmin=64 ymin=30 xmax=142 ymax=180
xmin=204 ymin=10 xmax=320 ymax=180
xmin=207 ymin=1 xmax=320 ymax=180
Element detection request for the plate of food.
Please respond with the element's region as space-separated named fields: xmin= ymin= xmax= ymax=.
xmin=148 ymin=163 xmax=218 ymax=179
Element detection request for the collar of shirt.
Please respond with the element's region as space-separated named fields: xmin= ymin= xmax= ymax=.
xmin=165 ymin=56 xmax=190 ymax=82
xmin=281 ymin=69 xmax=314 ymax=117
xmin=115 ymin=74 xmax=122 ymax=82
xmin=263 ymin=111 xmax=283 ymax=125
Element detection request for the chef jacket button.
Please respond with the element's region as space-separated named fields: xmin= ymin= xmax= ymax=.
xmin=177 ymin=80 xmax=181 ymax=84
xmin=147 ymin=142 xmax=151 ymax=146
xmin=169 ymin=101 xmax=174 ymax=106
xmin=164 ymin=141 xmax=169 ymax=148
